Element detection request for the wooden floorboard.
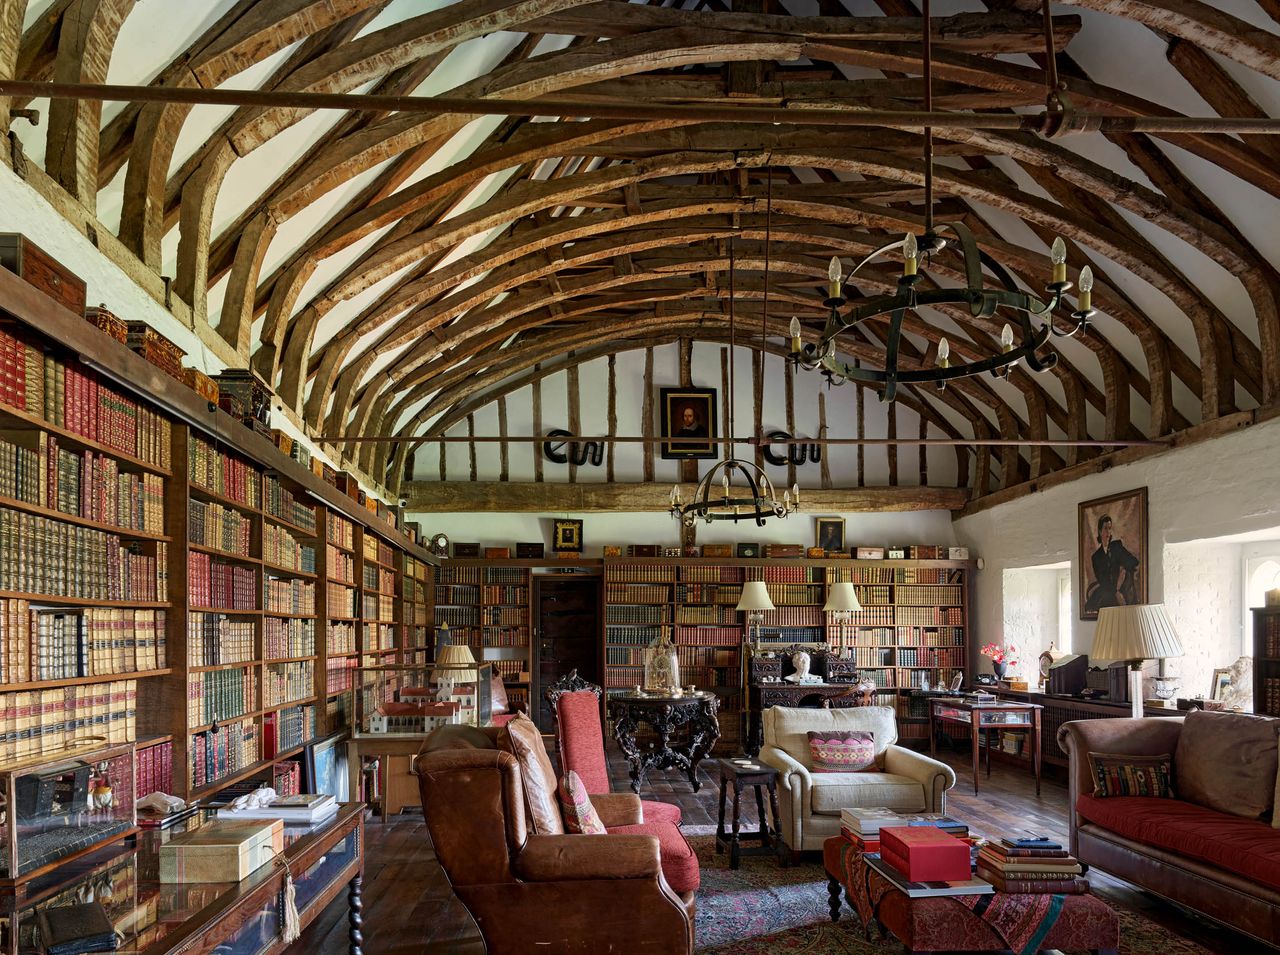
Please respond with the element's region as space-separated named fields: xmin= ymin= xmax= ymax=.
xmin=291 ymin=744 xmax=1259 ymax=954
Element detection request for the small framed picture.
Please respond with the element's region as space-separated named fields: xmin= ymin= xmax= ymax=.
xmin=815 ymin=517 xmax=845 ymax=554
xmin=1210 ymin=667 xmax=1232 ymax=701
xmin=660 ymin=387 xmax=717 ymax=459
xmin=552 ymin=519 xmax=584 ymax=553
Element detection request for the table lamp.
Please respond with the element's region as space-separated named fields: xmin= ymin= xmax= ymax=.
xmin=736 ymin=580 xmax=775 ymax=649
xmin=432 ymin=643 xmax=478 ymax=683
xmin=823 ymin=581 xmax=863 ymax=620
xmin=1092 ymin=604 xmax=1184 ymax=718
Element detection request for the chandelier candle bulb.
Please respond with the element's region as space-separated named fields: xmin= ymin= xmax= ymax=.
xmin=827 ymin=257 xmax=843 ymax=298
xmin=1050 ymin=237 xmax=1068 ymax=285
xmin=792 ymin=483 xmax=800 ymax=506
xmin=902 ymin=233 xmax=919 ymax=276
xmin=1078 ymin=266 xmax=1094 ymax=312
xmin=789 ymin=316 xmax=803 ymax=353
xmin=1000 ymin=324 xmax=1015 ymax=353
xmin=937 ymin=337 xmax=951 ymax=368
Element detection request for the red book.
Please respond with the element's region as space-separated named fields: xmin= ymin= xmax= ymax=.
xmin=879 ymin=826 xmax=971 ymax=883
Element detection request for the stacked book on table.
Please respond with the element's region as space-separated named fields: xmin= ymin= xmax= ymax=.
xmin=975 ymin=835 xmax=1089 ymax=894
xmin=841 ymin=808 xmax=992 ymax=898
xmin=840 ymin=807 xmax=970 ymax=854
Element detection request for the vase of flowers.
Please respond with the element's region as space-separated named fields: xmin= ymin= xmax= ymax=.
xmin=981 ymin=642 xmax=1018 ymax=681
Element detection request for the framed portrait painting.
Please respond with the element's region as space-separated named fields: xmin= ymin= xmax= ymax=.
xmin=1210 ymin=668 xmax=1232 ymax=701
xmin=660 ymin=387 xmax=717 ymax=459
xmin=1078 ymin=487 xmax=1147 ymax=620
xmin=815 ymin=517 xmax=845 ymax=555
xmin=552 ymin=518 xmax=584 ymax=553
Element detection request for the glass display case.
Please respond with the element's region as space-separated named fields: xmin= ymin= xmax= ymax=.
xmin=932 ymin=701 xmax=1035 ymax=727
xmin=0 ymin=742 xmax=136 ymax=885
xmin=354 ymin=662 xmax=494 ymax=735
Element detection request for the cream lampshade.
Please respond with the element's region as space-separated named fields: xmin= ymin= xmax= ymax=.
xmin=823 ymin=581 xmax=863 ymax=614
xmin=1093 ymin=604 xmax=1184 ymax=718
xmin=432 ymin=643 xmax=478 ymax=683
xmin=736 ymin=580 xmax=776 ymax=612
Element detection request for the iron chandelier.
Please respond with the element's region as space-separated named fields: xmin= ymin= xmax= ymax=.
xmin=788 ymin=0 xmax=1096 ymax=402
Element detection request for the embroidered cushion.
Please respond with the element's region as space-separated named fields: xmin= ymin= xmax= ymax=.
xmin=1088 ymin=751 xmax=1175 ymax=798
xmin=807 ymin=730 xmax=876 ymax=773
xmin=557 ymin=770 xmax=606 ymax=834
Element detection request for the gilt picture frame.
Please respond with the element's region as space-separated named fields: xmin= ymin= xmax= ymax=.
xmin=1078 ymin=487 xmax=1148 ymax=621
xmin=659 ymin=387 xmax=717 ymax=459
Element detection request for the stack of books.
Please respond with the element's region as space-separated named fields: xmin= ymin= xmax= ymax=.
xmin=216 ymin=792 xmax=338 ymax=824
xmin=976 ymin=835 xmax=1089 ymax=894
xmin=840 ymin=807 xmax=969 ymax=854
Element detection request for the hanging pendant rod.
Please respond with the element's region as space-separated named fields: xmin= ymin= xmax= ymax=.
xmin=313 ymin=434 xmax=1167 ymax=447
xmin=3 ymin=80 xmax=1280 ymax=135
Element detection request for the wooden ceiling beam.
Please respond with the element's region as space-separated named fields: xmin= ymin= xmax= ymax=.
xmin=401 ymin=480 xmax=968 ymax=512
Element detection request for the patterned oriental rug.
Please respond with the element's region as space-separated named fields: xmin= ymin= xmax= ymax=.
xmin=686 ymin=836 xmax=1216 ymax=955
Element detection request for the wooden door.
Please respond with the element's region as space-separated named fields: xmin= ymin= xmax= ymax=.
xmin=534 ymin=575 xmax=602 ymax=732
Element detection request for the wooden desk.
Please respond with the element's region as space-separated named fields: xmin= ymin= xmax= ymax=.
xmin=0 ymin=803 xmax=365 ymax=955
xmin=347 ymin=733 xmax=429 ymax=822
xmin=928 ymin=698 xmax=1042 ymax=795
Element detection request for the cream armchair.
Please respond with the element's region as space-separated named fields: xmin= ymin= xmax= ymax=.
xmin=759 ymin=706 xmax=956 ymax=858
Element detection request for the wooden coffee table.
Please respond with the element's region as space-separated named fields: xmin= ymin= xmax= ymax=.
xmin=823 ymin=835 xmax=1119 ymax=955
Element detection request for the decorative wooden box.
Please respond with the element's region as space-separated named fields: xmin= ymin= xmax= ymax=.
xmin=213 ymin=369 xmax=272 ymax=427
xmin=125 ymin=322 xmax=186 ymax=382
xmin=84 ymin=305 xmax=128 ymax=344
xmin=182 ymin=367 xmax=219 ymax=403
xmin=0 ymin=234 xmax=87 ymax=316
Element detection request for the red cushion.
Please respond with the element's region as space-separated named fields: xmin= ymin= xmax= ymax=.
xmin=641 ymin=799 xmax=683 ymax=827
xmin=556 ymin=691 xmax=610 ymax=794
xmin=1076 ymin=794 xmax=1280 ymax=892
xmin=609 ymin=822 xmax=700 ymax=894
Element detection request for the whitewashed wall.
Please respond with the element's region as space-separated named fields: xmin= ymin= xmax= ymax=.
xmin=1000 ymin=566 xmax=1061 ymax=683
xmin=953 ymin=414 xmax=1280 ymax=673
xmin=417 ymin=346 xmax=962 ymax=489
xmin=1163 ymin=540 xmax=1244 ymax=700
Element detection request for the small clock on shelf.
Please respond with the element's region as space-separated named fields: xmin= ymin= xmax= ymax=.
xmin=429 ymin=533 xmax=449 ymax=557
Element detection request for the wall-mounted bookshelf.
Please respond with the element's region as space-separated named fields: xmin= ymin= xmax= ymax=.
xmin=0 ymin=263 xmax=436 ymax=814
xmin=1253 ymin=606 xmax=1280 ymax=717
xmin=436 ymin=562 xmax=532 ymax=713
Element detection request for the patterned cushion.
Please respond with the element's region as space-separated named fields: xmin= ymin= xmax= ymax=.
xmin=1088 ymin=751 xmax=1175 ymax=798
xmin=557 ymin=770 xmax=606 ymax=834
xmin=807 ymin=730 xmax=876 ymax=773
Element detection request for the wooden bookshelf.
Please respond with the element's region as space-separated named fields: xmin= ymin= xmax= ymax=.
xmin=0 ymin=263 xmax=436 ymax=810
xmin=1253 ymin=606 xmax=1280 ymax=717
xmin=601 ymin=557 xmax=975 ymax=749
xmin=436 ymin=561 xmax=532 ymax=712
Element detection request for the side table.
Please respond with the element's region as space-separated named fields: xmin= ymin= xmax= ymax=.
xmin=607 ymin=690 xmax=721 ymax=793
xmin=713 ymin=757 xmax=786 ymax=869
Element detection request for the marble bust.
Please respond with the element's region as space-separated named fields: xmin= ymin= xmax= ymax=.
xmin=785 ymin=650 xmax=811 ymax=683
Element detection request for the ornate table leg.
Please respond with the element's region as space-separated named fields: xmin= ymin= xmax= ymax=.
xmin=683 ymin=699 xmax=721 ymax=792
xmin=729 ymin=778 xmax=744 ymax=869
xmin=768 ymin=781 xmax=788 ymax=867
xmin=348 ymin=873 xmax=364 ymax=955
xmin=827 ymin=876 xmax=842 ymax=922
xmin=715 ymin=775 xmax=728 ymax=853
xmin=753 ymin=783 xmax=768 ymax=843
xmin=610 ymin=706 xmax=646 ymax=794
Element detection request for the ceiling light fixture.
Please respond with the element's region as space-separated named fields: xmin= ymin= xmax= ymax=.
xmin=671 ymin=172 xmax=799 ymax=526
xmin=788 ymin=0 xmax=1095 ymax=402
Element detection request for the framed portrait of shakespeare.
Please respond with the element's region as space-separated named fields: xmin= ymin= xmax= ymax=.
xmin=1078 ymin=487 xmax=1147 ymax=620
xmin=660 ymin=388 xmax=717 ymax=459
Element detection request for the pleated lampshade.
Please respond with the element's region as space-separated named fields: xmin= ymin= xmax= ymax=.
xmin=736 ymin=580 xmax=775 ymax=612
xmin=1092 ymin=604 xmax=1184 ymax=663
xmin=432 ymin=643 xmax=478 ymax=682
xmin=823 ymin=581 xmax=863 ymax=613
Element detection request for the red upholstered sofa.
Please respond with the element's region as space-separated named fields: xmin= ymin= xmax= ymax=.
xmin=1060 ymin=712 xmax=1280 ymax=947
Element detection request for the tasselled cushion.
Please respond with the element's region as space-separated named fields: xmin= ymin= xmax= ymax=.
xmin=807 ymin=730 xmax=876 ymax=773
xmin=1088 ymin=751 xmax=1175 ymax=798
xmin=557 ymin=770 xmax=606 ymax=834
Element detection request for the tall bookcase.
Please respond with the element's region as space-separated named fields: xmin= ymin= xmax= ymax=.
xmin=435 ymin=561 xmax=532 ymax=714
xmin=1253 ymin=606 xmax=1280 ymax=717
xmin=0 ymin=265 xmax=437 ymax=812
xmin=402 ymin=554 xmax=431 ymax=665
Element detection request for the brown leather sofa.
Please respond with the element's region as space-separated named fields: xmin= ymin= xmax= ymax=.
xmin=414 ymin=720 xmax=695 ymax=954
xmin=1059 ymin=714 xmax=1280 ymax=948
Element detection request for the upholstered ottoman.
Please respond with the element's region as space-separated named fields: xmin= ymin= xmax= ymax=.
xmin=824 ymin=837 xmax=1119 ymax=954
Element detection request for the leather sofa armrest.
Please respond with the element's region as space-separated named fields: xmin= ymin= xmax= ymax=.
xmin=514 ymin=834 xmax=662 ymax=882
xmin=883 ymin=745 xmax=956 ymax=812
xmin=590 ymin=792 xmax=644 ymax=828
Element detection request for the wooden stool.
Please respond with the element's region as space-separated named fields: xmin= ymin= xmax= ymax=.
xmin=714 ymin=757 xmax=785 ymax=869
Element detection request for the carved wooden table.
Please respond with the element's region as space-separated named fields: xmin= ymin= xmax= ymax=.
xmin=607 ymin=691 xmax=721 ymax=794
xmin=714 ymin=757 xmax=785 ymax=869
